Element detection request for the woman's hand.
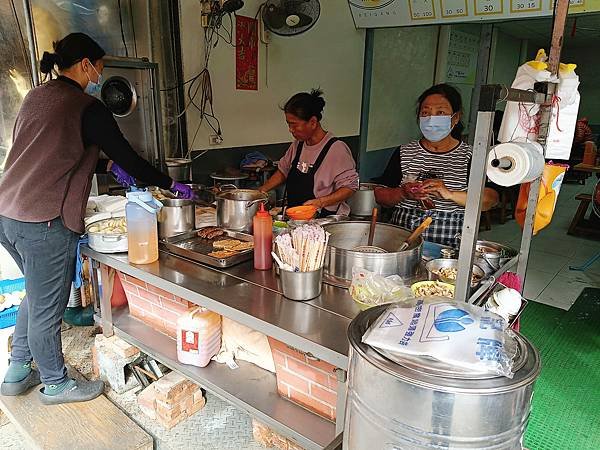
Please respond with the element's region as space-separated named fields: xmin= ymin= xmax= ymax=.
xmin=421 ymin=179 xmax=453 ymax=201
xmin=374 ymin=187 xmax=404 ymax=207
xmin=401 ymin=182 xmax=430 ymax=200
xmin=304 ymin=198 xmax=324 ymax=208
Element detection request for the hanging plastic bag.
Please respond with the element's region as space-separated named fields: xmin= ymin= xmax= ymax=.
xmin=362 ymin=299 xmax=517 ymax=378
xmin=349 ymin=268 xmax=413 ymax=309
xmin=546 ymin=63 xmax=581 ymax=160
xmin=515 ymin=162 xmax=569 ymax=234
xmin=498 ymin=49 xmax=552 ymax=144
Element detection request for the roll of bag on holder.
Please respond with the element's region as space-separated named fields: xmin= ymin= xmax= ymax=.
xmin=486 ymin=142 xmax=545 ymax=187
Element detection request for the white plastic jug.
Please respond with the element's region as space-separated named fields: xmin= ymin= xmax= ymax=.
xmin=177 ymin=307 xmax=222 ymax=368
xmin=125 ymin=190 xmax=162 ymax=264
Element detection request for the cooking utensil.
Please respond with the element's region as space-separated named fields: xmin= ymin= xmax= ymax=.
xmin=215 ymin=189 xmax=268 ymax=233
xmin=322 ymin=221 xmax=422 ymax=284
xmin=157 ymin=198 xmax=195 ymax=238
xmin=280 ymin=268 xmax=323 ymax=301
xmin=286 ymin=205 xmax=318 ymax=221
xmin=86 ymin=219 xmax=128 ymax=253
xmin=347 ymin=182 xmax=385 ymax=217
xmin=398 ymin=217 xmax=432 ymax=251
xmin=474 ymin=240 xmax=518 ymax=275
xmin=354 ymin=208 xmax=385 ymax=253
xmin=165 ymin=158 xmax=192 ymax=182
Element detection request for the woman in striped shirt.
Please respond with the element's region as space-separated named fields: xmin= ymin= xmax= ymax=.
xmin=375 ymin=84 xmax=498 ymax=248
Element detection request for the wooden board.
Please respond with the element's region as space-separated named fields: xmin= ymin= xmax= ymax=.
xmin=0 ymin=367 xmax=152 ymax=450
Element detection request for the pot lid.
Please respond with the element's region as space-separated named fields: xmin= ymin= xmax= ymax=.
xmin=348 ymin=304 xmax=541 ymax=394
xmin=216 ymin=189 xmax=267 ymax=201
xmin=211 ymin=172 xmax=249 ymax=181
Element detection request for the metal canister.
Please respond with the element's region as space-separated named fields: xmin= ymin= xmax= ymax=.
xmin=441 ymin=248 xmax=456 ymax=259
xmin=344 ymin=305 xmax=541 ymax=450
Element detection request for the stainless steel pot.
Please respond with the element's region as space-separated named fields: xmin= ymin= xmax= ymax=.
xmin=165 ymin=158 xmax=192 ymax=182
xmin=322 ymin=221 xmax=422 ymax=283
xmin=216 ymin=189 xmax=268 ymax=233
xmin=158 ymin=198 xmax=195 ymax=238
xmin=426 ymin=258 xmax=485 ymax=287
xmin=475 ymin=240 xmax=518 ymax=275
xmin=344 ymin=305 xmax=541 ymax=450
xmin=347 ymin=183 xmax=385 ymax=217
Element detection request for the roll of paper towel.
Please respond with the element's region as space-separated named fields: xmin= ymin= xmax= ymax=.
xmin=486 ymin=142 xmax=545 ymax=186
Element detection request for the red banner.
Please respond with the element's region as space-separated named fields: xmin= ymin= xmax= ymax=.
xmin=235 ymin=15 xmax=258 ymax=91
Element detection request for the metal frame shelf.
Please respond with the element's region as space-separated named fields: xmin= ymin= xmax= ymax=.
xmin=109 ymin=308 xmax=338 ymax=450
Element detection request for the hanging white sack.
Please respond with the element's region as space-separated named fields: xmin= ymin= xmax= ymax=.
xmin=498 ymin=50 xmax=552 ymax=144
xmin=545 ymin=64 xmax=580 ymax=160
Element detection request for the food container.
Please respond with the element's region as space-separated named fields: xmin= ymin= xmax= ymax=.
xmin=280 ymin=268 xmax=323 ymax=301
xmin=165 ymin=158 xmax=192 ymax=182
xmin=347 ymin=183 xmax=385 ymax=217
xmin=322 ymin=221 xmax=422 ymax=286
xmin=312 ymin=215 xmax=350 ymax=226
xmin=158 ymin=198 xmax=195 ymax=238
xmin=86 ymin=217 xmax=128 ymax=253
xmin=216 ymin=189 xmax=268 ymax=233
xmin=344 ymin=305 xmax=541 ymax=450
xmin=410 ymin=280 xmax=455 ymax=297
xmin=475 ymin=241 xmax=518 ymax=275
xmin=426 ymin=258 xmax=485 ymax=287
xmin=286 ymin=205 xmax=318 ymax=221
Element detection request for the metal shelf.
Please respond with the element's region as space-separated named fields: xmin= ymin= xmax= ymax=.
xmin=111 ymin=308 xmax=338 ymax=450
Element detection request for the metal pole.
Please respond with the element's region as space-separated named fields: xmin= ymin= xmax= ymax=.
xmin=517 ymin=0 xmax=569 ymax=280
xmin=455 ymin=110 xmax=495 ymax=302
xmin=22 ymin=0 xmax=39 ymax=86
xmin=468 ymin=24 xmax=493 ymax=145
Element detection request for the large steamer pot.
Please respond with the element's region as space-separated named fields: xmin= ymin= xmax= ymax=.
xmin=322 ymin=222 xmax=422 ymax=282
xmin=344 ymin=305 xmax=541 ymax=450
xmin=475 ymin=240 xmax=518 ymax=275
xmin=216 ymin=189 xmax=268 ymax=233
xmin=158 ymin=198 xmax=195 ymax=238
xmin=347 ymin=182 xmax=385 ymax=217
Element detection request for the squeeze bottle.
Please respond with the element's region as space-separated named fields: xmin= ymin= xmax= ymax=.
xmin=253 ymin=203 xmax=273 ymax=270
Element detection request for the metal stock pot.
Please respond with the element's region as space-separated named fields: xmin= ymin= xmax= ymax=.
xmin=216 ymin=189 xmax=268 ymax=233
xmin=347 ymin=182 xmax=385 ymax=217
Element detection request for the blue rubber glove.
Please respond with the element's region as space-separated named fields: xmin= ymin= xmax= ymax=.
xmin=170 ymin=182 xmax=195 ymax=200
xmin=110 ymin=162 xmax=136 ymax=188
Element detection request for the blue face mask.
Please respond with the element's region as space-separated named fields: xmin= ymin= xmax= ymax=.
xmin=84 ymin=63 xmax=103 ymax=96
xmin=419 ymin=115 xmax=454 ymax=142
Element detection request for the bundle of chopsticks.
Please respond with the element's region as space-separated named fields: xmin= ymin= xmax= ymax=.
xmin=274 ymin=224 xmax=330 ymax=272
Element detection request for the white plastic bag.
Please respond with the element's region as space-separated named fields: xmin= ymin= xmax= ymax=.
xmin=349 ymin=268 xmax=413 ymax=307
xmin=362 ymin=298 xmax=517 ymax=378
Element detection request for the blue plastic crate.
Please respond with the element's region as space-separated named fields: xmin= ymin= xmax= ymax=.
xmin=0 ymin=278 xmax=24 ymax=329
xmin=0 ymin=278 xmax=25 ymax=295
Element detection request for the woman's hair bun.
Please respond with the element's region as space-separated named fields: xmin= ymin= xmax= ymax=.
xmin=40 ymin=51 xmax=58 ymax=74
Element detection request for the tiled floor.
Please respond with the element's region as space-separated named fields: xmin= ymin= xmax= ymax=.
xmin=480 ymin=176 xmax=600 ymax=310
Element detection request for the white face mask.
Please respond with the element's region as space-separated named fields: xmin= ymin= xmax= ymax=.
xmin=419 ymin=113 xmax=456 ymax=142
xmin=84 ymin=62 xmax=103 ymax=96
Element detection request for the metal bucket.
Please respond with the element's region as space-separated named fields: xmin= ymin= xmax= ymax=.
xmin=158 ymin=198 xmax=195 ymax=238
xmin=347 ymin=182 xmax=385 ymax=217
xmin=322 ymin=221 xmax=422 ymax=283
xmin=216 ymin=189 xmax=268 ymax=233
xmin=344 ymin=306 xmax=541 ymax=450
xmin=165 ymin=158 xmax=192 ymax=182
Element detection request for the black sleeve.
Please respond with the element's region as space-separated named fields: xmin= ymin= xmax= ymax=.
xmin=371 ymin=147 xmax=403 ymax=187
xmin=95 ymin=158 xmax=109 ymax=174
xmin=82 ymin=100 xmax=172 ymax=190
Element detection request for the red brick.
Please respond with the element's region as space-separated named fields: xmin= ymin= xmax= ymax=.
xmin=127 ymin=276 xmax=148 ymax=289
xmin=121 ymin=280 xmax=139 ymax=296
xmin=173 ymin=296 xmax=192 ymax=307
xmin=128 ymin=304 xmax=146 ymax=318
xmin=137 ymin=385 xmax=157 ymax=420
xmin=286 ymin=357 xmax=330 ymax=387
xmin=126 ymin=294 xmax=154 ymax=312
xmin=193 ymin=390 xmax=205 ymax=404
xmin=268 ymin=338 xmax=306 ymax=362
xmin=153 ymin=306 xmax=181 ymax=325
xmin=287 ymin=387 xmax=335 ymax=422
xmin=310 ymin=383 xmax=337 ymax=408
xmin=276 ymin=381 xmax=290 ymax=397
xmin=163 ymin=321 xmax=178 ymax=338
xmin=147 ymin=284 xmax=175 ymax=300
xmin=276 ymin=368 xmax=309 ymax=394
xmin=107 ymin=336 xmax=140 ymax=358
xmin=328 ymin=375 xmax=338 ymax=391
xmin=305 ymin=357 xmax=336 ymax=375
xmin=271 ymin=350 xmax=287 ymax=368
xmin=138 ymin=288 xmax=160 ymax=305
xmin=160 ymin=296 xmax=190 ymax=314
xmin=188 ymin=396 xmax=206 ymax=415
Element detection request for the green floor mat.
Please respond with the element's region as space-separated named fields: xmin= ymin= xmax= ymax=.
xmin=521 ymin=288 xmax=600 ymax=450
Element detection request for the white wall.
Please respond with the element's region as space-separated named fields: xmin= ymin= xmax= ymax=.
xmin=178 ymin=0 xmax=365 ymax=151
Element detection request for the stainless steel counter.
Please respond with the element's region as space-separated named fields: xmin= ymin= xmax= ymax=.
xmin=82 ymin=247 xmax=359 ymax=450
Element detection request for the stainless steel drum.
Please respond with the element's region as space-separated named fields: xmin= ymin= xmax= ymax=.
xmin=344 ymin=305 xmax=541 ymax=450
xmin=347 ymin=182 xmax=385 ymax=217
xmin=158 ymin=198 xmax=195 ymax=238
xmin=322 ymin=222 xmax=422 ymax=284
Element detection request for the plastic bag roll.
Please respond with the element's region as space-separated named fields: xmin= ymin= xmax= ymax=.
xmin=486 ymin=142 xmax=546 ymax=186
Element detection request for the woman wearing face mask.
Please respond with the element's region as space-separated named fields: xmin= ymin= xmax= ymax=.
xmin=374 ymin=84 xmax=498 ymax=248
xmin=0 ymin=33 xmax=193 ymax=405
xmin=258 ymin=89 xmax=359 ymax=217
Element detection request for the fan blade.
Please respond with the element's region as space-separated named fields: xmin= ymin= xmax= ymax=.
xmin=264 ymin=4 xmax=287 ymax=30
xmin=286 ymin=12 xmax=313 ymax=28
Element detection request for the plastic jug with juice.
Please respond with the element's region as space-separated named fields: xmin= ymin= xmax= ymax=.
xmin=125 ymin=189 xmax=163 ymax=264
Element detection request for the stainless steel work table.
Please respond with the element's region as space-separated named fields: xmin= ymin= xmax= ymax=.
xmin=83 ymin=247 xmax=361 ymax=450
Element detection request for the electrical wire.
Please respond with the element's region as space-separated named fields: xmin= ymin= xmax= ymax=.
xmin=117 ymin=0 xmax=129 ymax=57
xmin=128 ymin=0 xmax=138 ymax=57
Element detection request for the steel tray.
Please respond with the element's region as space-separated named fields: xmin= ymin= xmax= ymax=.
xmin=160 ymin=229 xmax=254 ymax=268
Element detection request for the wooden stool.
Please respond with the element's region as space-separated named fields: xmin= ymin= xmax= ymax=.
xmin=568 ymin=193 xmax=592 ymax=236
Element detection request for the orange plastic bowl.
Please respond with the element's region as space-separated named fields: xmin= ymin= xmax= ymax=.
xmin=286 ymin=205 xmax=318 ymax=220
